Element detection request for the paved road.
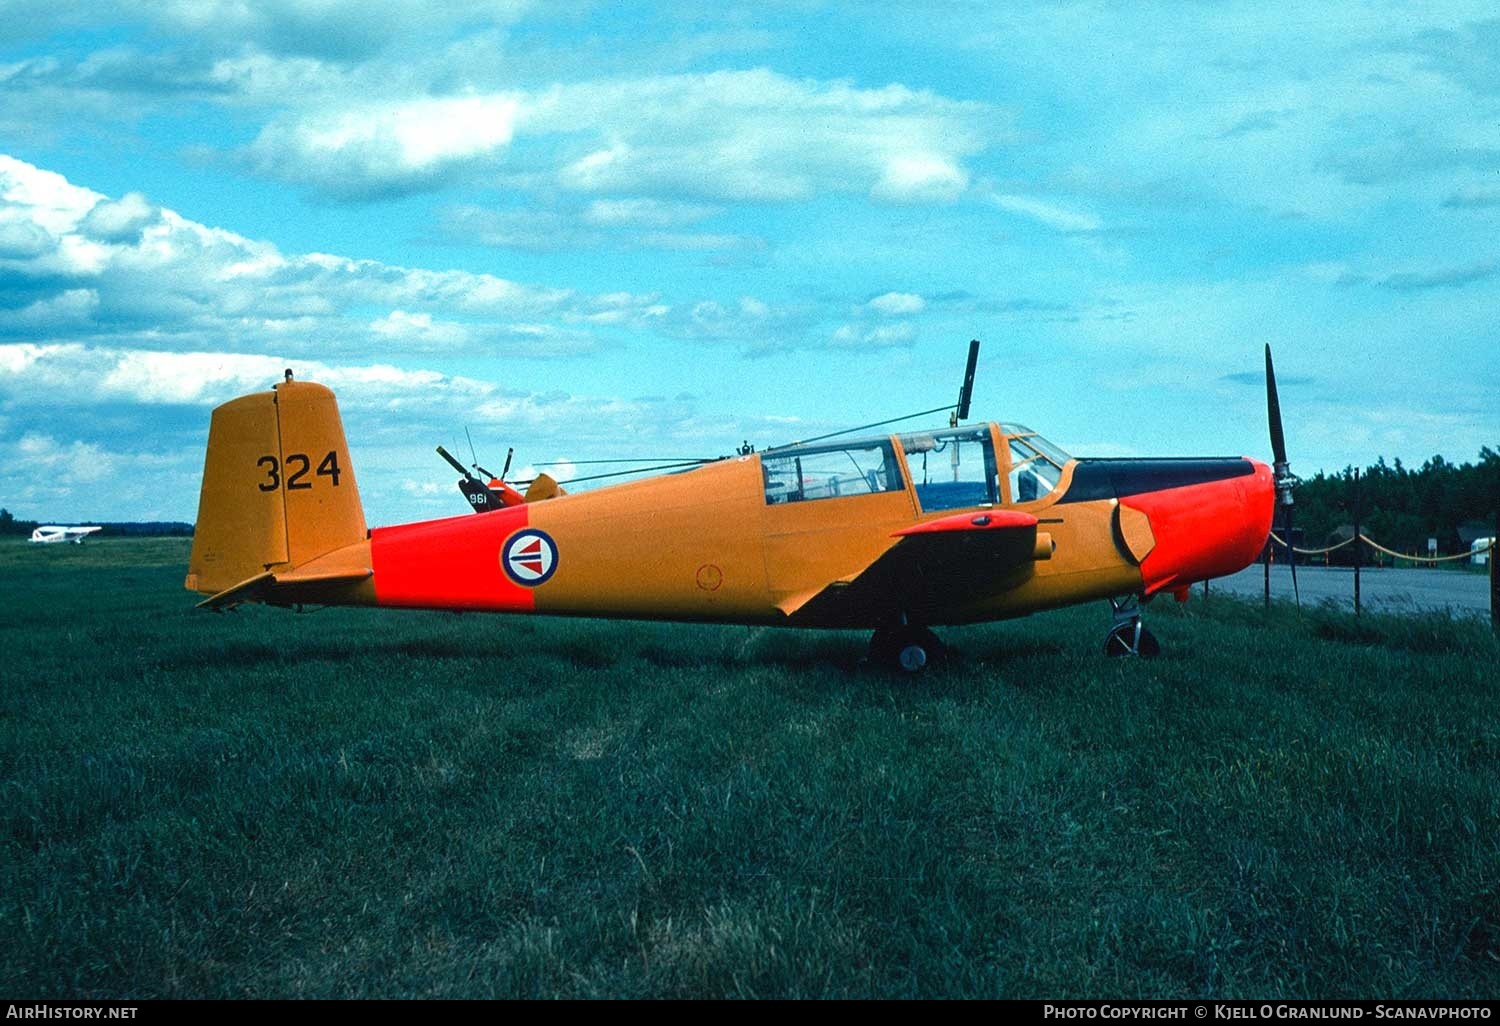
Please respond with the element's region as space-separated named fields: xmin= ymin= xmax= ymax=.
xmin=1210 ymin=564 xmax=1493 ymax=619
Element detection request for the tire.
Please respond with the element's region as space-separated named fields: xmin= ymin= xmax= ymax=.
xmin=871 ymin=625 xmax=943 ymax=672
xmin=1104 ymin=622 xmax=1160 ymax=658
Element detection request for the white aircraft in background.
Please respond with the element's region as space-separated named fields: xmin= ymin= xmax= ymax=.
xmin=30 ymin=525 xmax=103 ymax=544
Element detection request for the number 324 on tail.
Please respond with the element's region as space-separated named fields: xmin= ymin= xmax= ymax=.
xmin=186 ymin=344 xmax=1294 ymax=671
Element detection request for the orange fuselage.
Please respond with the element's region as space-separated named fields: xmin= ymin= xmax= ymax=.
xmin=299 ymin=431 xmax=1275 ymax=628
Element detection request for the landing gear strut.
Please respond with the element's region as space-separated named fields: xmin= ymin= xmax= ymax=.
xmin=1104 ymin=596 xmax=1160 ymax=658
xmin=870 ymin=624 xmax=944 ymax=673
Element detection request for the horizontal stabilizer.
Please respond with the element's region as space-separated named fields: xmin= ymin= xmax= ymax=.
xmin=196 ymin=570 xmax=276 ymax=609
xmin=196 ymin=565 xmax=372 ymax=610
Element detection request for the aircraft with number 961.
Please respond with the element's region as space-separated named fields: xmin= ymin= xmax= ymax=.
xmin=186 ymin=342 xmax=1300 ymax=671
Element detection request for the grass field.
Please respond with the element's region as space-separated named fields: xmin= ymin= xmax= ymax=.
xmin=3 ymin=538 xmax=1498 ymax=999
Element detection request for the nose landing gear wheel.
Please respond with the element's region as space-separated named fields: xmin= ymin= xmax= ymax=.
xmin=1103 ymin=620 xmax=1160 ymax=658
xmin=870 ymin=625 xmax=944 ymax=673
xmin=1105 ymin=596 xmax=1160 ymax=658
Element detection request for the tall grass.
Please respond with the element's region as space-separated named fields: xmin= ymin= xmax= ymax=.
xmin=2 ymin=539 xmax=1497 ymax=998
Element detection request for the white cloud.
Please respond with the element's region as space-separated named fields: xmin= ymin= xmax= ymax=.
xmin=438 ymin=205 xmax=579 ymax=251
xmin=370 ymin=310 xmax=470 ymax=349
xmin=864 ymin=291 xmax=925 ymax=315
xmin=0 ymin=342 xmax=495 ymax=406
xmin=582 ymin=198 xmax=718 ymax=229
xmin=10 ymin=429 xmax=174 ymax=486
xmin=826 ymin=291 xmax=928 ymax=351
xmin=657 ymin=295 xmax=819 ymax=353
xmin=0 ymin=155 xmax=658 ymax=356
xmin=439 ymin=200 xmax=761 ymax=253
xmin=0 ymin=154 xmax=103 ymax=231
xmin=245 ymin=94 xmax=520 ymax=197
xmin=535 ymin=458 xmax=576 ymax=483
xmin=0 ymin=216 xmax=54 ymax=258
xmin=239 ymin=69 xmax=997 ymax=204
xmin=79 ymin=191 xmax=159 ymax=243
xmin=136 ymin=0 xmax=531 ymax=60
xmin=872 ymin=154 xmax=968 ymax=204
xmin=0 ymin=289 xmax=99 ymax=335
xmin=990 ymin=194 xmax=1102 ymax=233
xmin=829 ymin=322 xmax=917 ymax=349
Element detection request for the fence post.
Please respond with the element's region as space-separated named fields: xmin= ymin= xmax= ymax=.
xmin=1492 ymin=510 xmax=1498 ymax=635
xmin=1353 ymin=468 xmax=1361 ymax=618
xmin=1264 ymin=543 xmax=1271 ymax=611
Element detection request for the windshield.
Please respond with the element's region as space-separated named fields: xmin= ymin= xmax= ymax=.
xmin=1001 ymin=424 xmax=1071 ymax=503
xmin=1000 ymin=425 xmax=1071 ymax=465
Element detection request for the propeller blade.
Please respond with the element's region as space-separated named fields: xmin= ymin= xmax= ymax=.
xmin=1264 ymin=344 xmax=1299 ymax=611
xmin=1265 ymin=344 xmax=1287 ymax=468
xmin=956 ymin=338 xmax=980 ymax=421
xmin=436 ymin=445 xmax=471 ymax=478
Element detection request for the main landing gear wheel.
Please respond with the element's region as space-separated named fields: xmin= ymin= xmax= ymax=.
xmin=870 ymin=625 xmax=944 ymax=673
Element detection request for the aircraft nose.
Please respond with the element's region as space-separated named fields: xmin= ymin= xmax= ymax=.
xmin=1242 ymin=457 xmax=1277 ymax=558
xmin=1128 ymin=457 xmax=1277 ymax=595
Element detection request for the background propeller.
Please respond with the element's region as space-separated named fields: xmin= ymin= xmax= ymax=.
xmin=1265 ymin=344 xmax=1300 ymax=609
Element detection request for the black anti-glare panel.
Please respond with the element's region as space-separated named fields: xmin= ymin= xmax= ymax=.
xmin=1057 ymin=458 xmax=1257 ymax=504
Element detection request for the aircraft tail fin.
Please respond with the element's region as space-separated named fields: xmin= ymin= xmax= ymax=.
xmin=186 ymin=378 xmax=368 ymax=599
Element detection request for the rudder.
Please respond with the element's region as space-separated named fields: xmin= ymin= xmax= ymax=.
xmin=187 ymin=378 xmax=367 ymax=598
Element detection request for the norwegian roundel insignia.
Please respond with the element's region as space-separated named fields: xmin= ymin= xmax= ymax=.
xmin=501 ymin=529 xmax=558 ymax=587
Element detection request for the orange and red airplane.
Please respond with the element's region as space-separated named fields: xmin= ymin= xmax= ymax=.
xmin=186 ymin=343 xmax=1294 ymax=670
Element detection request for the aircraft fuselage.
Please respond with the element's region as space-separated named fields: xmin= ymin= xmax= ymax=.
xmin=275 ymin=424 xmax=1274 ymax=628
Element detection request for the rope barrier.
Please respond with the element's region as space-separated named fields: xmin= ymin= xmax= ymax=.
xmin=1359 ymin=537 xmax=1493 ymax=564
xmin=1267 ymin=532 xmax=1494 ymax=564
xmin=1268 ymin=532 xmax=1356 ymax=556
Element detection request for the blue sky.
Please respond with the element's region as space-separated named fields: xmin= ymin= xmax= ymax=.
xmin=2 ymin=1 xmax=1497 ymax=524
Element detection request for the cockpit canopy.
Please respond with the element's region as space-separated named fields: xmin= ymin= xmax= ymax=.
xmin=761 ymin=439 xmax=905 ymax=504
xmin=900 ymin=425 xmax=1000 ymax=511
xmin=761 ymin=422 xmax=1073 ymax=509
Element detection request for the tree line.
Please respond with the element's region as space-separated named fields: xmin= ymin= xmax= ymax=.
xmin=0 ymin=510 xmax=193 ymax=537
xmin=0 ymin=509 xmax=39 ymax=536
xmin=1292 ymin=447 xmax=1500 ymax=556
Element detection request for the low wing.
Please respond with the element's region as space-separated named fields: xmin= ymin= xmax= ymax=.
xmin=780 ymin=510 xmax=1050 ymax=627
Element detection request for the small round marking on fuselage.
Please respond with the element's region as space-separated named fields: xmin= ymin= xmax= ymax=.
xmin=501 ymin=528 xmax=559 ymax=586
